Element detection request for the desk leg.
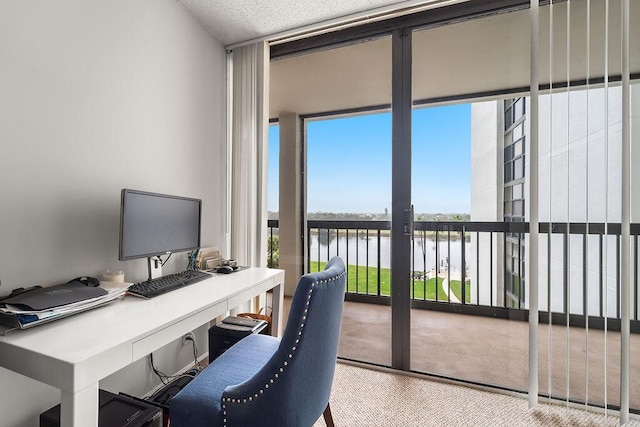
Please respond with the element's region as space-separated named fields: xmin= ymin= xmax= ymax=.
xmin=60 ymin=383 xmax=98 ymax=427
xmin=271 ymin=281 xmax=284 ymax=338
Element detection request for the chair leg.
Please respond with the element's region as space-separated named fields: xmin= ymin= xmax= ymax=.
xmin=323 ymin=402 xmax=335 ymax=427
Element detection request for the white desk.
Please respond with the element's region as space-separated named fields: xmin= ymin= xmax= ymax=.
xmin=0 ymin=267 xmax=284 ymax=427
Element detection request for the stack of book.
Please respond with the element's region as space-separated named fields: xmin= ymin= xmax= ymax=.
xmin=0 ymin=280 xmax=127 ymax=335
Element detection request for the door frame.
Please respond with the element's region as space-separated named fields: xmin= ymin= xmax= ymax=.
xmin=391 ymin=27 xmax=413 ymax=370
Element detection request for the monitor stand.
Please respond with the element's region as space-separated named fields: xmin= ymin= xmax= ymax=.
xmin=147 ymin=256 xmax=163 ymax=280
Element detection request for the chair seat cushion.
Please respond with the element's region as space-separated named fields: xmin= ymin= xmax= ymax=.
xmin=170 ymin=334 xmax=280 ymax=427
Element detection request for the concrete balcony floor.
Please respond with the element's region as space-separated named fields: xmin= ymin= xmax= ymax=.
xmin=284 ymin=297 xmax=640 ymax=411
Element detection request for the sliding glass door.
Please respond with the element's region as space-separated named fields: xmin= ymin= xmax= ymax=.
xmin=408 ymin=7 xmax=531 ymax=390
xmin=306 ymin=109 xmax=393 ymax=367
xmin=271 ymin=35 xmax=395 ymax=366
xmin=405 ymin=0 xmax=640 ymax=416
xmin=270 ymin=1 xmax=639 ymax=419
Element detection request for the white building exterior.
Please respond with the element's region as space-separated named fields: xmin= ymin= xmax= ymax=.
xmin=470 ymin=85 xmax=640 ymax=316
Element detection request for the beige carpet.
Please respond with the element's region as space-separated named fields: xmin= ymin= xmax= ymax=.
xmin=314 ymin=362 xmax=640 ymax=426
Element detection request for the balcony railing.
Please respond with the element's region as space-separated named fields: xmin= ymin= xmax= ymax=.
xmin=267 ymin=219 xmax=640 ymax=331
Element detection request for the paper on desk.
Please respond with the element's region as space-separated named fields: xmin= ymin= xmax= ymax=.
xmin=0 ymin=287 xmax=127 ymax=320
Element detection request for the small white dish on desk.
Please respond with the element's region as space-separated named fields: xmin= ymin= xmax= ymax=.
xmin=102 ymin=270 xmax=125 ymax=283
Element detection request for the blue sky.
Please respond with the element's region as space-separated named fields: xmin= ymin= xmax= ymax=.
xmin=268 ymin=103 xmax=471 ymax=214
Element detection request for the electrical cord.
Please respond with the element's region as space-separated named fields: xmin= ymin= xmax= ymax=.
xmin=159 ymin=253 xmax=172 ymax=267
xmin=185 ymin=334 xmax=203 ymax=371
xmin=148 ymin=334 xmax=202 ymax=386
xmin=148 ymin=353 xmax=168 ymax=385
xmin=148 ymin=352 xmax=198 ymax=386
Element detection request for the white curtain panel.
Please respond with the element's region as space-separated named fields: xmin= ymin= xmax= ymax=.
xmin=230 ymin=41 xmax=270 ymax=267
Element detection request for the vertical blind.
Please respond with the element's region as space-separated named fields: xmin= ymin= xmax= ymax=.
xmin=529 ymin=0 xmax=632 ymax=422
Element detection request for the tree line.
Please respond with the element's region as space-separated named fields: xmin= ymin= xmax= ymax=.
xmin=268 ymin=211 xmax=469 ymax=221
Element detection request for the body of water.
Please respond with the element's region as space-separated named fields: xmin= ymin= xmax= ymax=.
xmin=308 ymin=233 xmax=471 ymax=274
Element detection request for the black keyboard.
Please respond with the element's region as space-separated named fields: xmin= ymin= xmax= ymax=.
xmin=128 ymin=270 xmax=211 ymax=298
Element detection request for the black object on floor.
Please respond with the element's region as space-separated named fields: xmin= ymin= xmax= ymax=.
xmin=40 ymin=389 xmax=162 ymax=427
xmin=147 ymin=372 xmax=197 ymax=408
xmin=126 ymin=370 xmax=200 ymax=427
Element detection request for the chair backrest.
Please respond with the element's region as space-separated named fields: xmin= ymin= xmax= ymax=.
xmin=222 ymin=256 xmax=346 ymax=426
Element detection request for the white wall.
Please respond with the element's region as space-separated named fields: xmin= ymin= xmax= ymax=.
xmin=0 ymin=1 xmax=226 ymax=425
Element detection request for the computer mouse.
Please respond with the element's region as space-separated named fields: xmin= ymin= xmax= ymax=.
xmin=216 ymin=266 xmax=234 ymax=274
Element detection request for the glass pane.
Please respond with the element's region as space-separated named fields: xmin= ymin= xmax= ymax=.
xmin=504 ymin=163 xmax=512 ymax=182
xmin=268 ymin=124 xmax=280 ymax=219
xmin=412 ymin=3 xmax=531 ymax=392
xmin=513 ymin=200 xmax=522 ymax=216
xmin=513 ymin=183 xmax=523 ymax=199
xmin=505 ymin=186 xmax=512 ymax=201
xmin=514 ymin=98 xmax=525 ymax=121
xmin=514 ymin=157 xmax=523 ymax=179
xmin=267 ymin=124 xmax=280 ymax=268
xmin=514 ymin=140 xmax=523 ymax=156
xmin=504 ymin=144 xmax=513 ymax=159
xmin=271 ymin=34 xmax=393 ymax=368
xmin=513 ymin=122 xmax=523 ymax=141
xmin=505 ymin=108 xmax=513 ymax=129
xmin=303 ymin=36 xmax=393 ymax=368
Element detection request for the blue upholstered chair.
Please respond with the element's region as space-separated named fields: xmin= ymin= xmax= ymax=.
xmin=170 ymin=257 xmax=346 ymax=427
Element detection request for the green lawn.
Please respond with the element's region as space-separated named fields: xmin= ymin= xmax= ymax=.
xmin=310 ymin=261 xmax=470 ymax=303
xmin=448 ymin=279 xmax=472 ymax=303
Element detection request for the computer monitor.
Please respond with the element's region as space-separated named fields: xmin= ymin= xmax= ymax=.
xmin=119 ymin=189 xmax=201 ymax=279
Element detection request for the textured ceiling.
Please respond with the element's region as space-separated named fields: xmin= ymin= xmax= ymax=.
xmin=177 ymin=0 xmax=424 ymax=46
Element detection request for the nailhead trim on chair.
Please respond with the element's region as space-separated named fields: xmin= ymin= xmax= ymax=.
xmin=221 ymin=270 xmax=346 ymax=427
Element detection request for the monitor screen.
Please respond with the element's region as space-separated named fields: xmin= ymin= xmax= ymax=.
xmin=119 ymin=189 xmax=202 ymax=261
